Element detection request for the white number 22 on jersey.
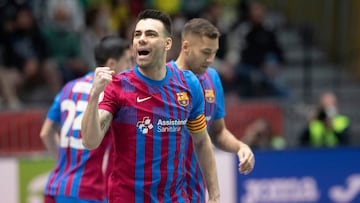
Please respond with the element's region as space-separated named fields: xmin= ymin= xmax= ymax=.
xmin=60 ymin=99 xmax=88 ymax=150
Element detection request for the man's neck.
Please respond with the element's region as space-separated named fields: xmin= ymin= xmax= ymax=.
xmin=175 ymin=55 xmax=187 ymax=71
xmin=138 ymin=64 xmax=167 ymax=81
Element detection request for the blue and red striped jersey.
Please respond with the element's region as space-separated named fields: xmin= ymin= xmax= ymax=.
xmin=168 ymin=61 xmax=226 ymax=203
xmin=45 ymin=72 xmax=110 ymax=201
xmin=99 ymin=65 xmax=206 ymax=203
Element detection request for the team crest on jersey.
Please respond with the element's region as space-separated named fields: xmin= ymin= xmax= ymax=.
xmin=205 ymin=89 xmax=215 ymax=103
xmin=176 ymin=92 xmax=189 ymax=106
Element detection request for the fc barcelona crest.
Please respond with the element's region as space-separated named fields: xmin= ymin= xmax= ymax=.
xmin=205 ymin=89 xmax=215 ymax=103
xmin=176 ymin=92 xmax=189 ymax=106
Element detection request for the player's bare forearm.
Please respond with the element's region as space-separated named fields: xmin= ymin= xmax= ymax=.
xmin=209 ymin=119 xmax=243 ymax=152
xmin=210 ymin=118 xmax=255 ymax=174
xmin=212 ymin=129 xmax=243 ymax=152
xmin=81 ymin=92 xmax=110 ymax=149
xmin=213 ymin=128 xmax=255 ymax=174
xmin=82 ymin=67 xmax=114 ymax=149
xmin=191 ymin=130 xmax=220 ymax=202
xmin=39 ymin=119 xmax=59 ymax=157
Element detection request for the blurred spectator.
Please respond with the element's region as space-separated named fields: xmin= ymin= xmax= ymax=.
xmin=300 ymin=92 xmax=350 ymax=148
xmin=81 ymin=6 xmax=111 ymax=69
xmin=166 ymin=12 xmax=186 ymax=61
xmin=201 ymin=1 xmax=227 ymax=58
xmin=41 ymin=1 xmax=88 ymax=85
xmin=104 ymin=0 xmax=141 ymax=35
xmin=226 ymin=0 xmax=288 ymax=99
xmin=0 ymin=0 xmax=21 ymax=24
xmin=44 ymin=0 xmax=85 ymax=32
xmin=182 ymin=0 xmax=209 ymax=19
xmin=200 ymin=1 xmax=235 ymax=95
xmin=242 ymin=118 xmax=286 ymax=150
xmin=1 ymin=6 xmax=59 ymax=109
xmin=0 ymin=0 xmax=23 ymax=109
xmin=147 ymin=0 xmax=181 ymax=16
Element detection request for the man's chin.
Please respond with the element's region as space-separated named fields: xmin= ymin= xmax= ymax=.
xmin=136 ymin=60 xmax=147 ymax=66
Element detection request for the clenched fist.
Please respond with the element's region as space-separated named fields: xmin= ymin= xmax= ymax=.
xmin=91 ymin=67 xmax=115 ymax=96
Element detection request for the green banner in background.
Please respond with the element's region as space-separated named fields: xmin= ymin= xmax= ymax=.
xmin=19 ymin=158 xmax=55 ymax=203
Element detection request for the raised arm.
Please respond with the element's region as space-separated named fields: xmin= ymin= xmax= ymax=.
xmin=81 ymin=67 xmax=114 ymax=149
xmin=191 ymin=129 xmax=220 ymax=203
xmin=209 ymin=118 xmax=255 ymax=175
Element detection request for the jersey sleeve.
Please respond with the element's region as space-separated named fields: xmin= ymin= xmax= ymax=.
xmin=46 ymin=91 xmax=62 ymax=123
xmin=210 ymin=68 xmax=226 ymax=120
xmin=183 ymin=70 xmax=207 ymax=134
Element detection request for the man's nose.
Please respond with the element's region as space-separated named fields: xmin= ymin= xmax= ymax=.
xmin=139 ymin=34 xmax=146 ymax=44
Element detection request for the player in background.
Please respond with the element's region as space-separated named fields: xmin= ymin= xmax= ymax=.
xmin=39 ymin=35 xmax=132 ymax=203
xmin=169 ymin=18 xmax=255 ymax=202
xmin=81 ymin=9 xmax=220 ymax=203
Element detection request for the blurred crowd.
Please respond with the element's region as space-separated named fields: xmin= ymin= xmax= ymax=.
xmin=1 ymin=0 xmax=351 ymax=149
xmin=0 ymin=0 xmax=290 ymax=110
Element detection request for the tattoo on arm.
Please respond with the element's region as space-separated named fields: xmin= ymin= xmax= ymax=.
xmin=100 ymin=112 xmax=112 ymax=133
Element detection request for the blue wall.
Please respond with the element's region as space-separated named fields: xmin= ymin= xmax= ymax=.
xmin=236 ymin=147 xmax=360 ymax=203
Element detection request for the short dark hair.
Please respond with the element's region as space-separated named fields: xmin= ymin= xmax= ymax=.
xmin=182 ymin=18 xmax=220 ymax=40
xmin=136 ymin=9 xmax=172 ymax=36
xmin=94 ymin=35 xmax=129 ymax=66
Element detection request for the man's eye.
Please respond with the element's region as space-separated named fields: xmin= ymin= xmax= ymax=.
xmin=134 ymin=33 xmax=141 ymax=37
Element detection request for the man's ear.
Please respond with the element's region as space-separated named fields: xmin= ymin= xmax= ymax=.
xmin=183 ymin=40 xmax=190 ymax=54
xmin=165 ymin=37 xmax=172 ymax=51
